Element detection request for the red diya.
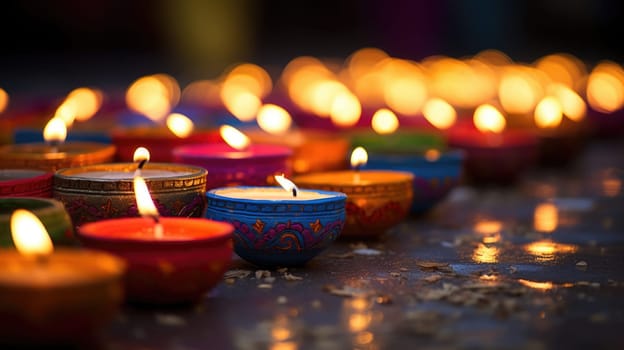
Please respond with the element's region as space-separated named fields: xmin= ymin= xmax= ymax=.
xmin=172 ymin=125 xmax=293 ymax=189
xmin=76 ymin=174 xmax=234 ymax=305
xmin=445 ymin=104 xmax=538 ymax=185
xmin=111 ymin=113 xmax=222 ymax=162
xmin=0 ymin=118 xmax=115 ymax=172
xmin=0 ymin=169 xmax=53 ymax=198
xmin=0 ymin=209 xmax=125 ymax=347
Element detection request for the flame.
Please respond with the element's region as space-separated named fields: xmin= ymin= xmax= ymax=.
xmin=422 ymin=98 xmax=457 ymax=129
xmin=133 ymin=147 xmax=150 ymax=163
xmin=133 ymin=175 xmax=159 ymax=218
xmin=498 ymin=68 xmax=543 ymax=115
xmin=346 ymin=47 xmax=389 ymax=80
xmin=126 ymin=75 xmax=178 ymax=122
xmin=350 ymin=147 xmax=368 ymax=168
xmin=534 ymin=96 xmax=563 ymax=128
xmin=308 ymin=80 xmax=349 ymax=117
xmin=424 ymin=149 xmax=441 ymax=162
xmin=371 ymin=108 xmax=399 ymax=134
xmin=10 ymin=209 xmax=54 ymax=257
xmin=166 ymin=113 xmax=194 ymax=138
xmin=548 ymin=84 xmax=586 ymax=122
xmin=534 ymin=202 xmax=558 ymax=233
xmin=330 ymin=91 xmax=361 ymax=127
xmin=219 ymin=125 xmax=250 ymax=150
xmin=535 ymin=53 xmax=586 ymax=90
xmin=473 ymin=104 xmax=506 ymax=133
xmin=0 ymin=88 xmax=9 ymax=113
xmin=381 ymin=60 xmax=428 ymax=116
xmin=220 ymin=87 xmax=262 ymax=121
xmin=223 ymin=63 xmax=273 ymax=99
xmin=43 ymin=117 xmax=68 ymax=144
xmin=61 ymin=87 xmax=103 ymax=122
xmin=586 ymin=65 xmax=624 ymax=113
xmin=257 ymin=104 xmax=292 ymax=135
xmin=274 ymin=174 xmax=299 ymax=196
xmin=181 ymin=80 xmax=221 ymax=108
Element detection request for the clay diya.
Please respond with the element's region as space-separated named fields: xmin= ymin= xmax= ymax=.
xmin=76 ymin=175 xmax=234 ymax=305
xmin=0 ymin=209 xmax=125 ymax=346
xmin=173 ymin=125 xmax=293 ymax=189
xmin=0 ymin=197 xmax=74 ymax=246
xmin=53 ymin=154 xmax=207 ymax=227
xmin=0 ymin=118 xmax=115 ymax=172
xmin=445 ymin=105 xmax=538 ymax=185
xmin=294 ymin=148 xmax=413 ymax=239
xmin=0 ymin=169 xmax=53 ymax=198
xmin=205 ymin=175 xmax=346 ymax=267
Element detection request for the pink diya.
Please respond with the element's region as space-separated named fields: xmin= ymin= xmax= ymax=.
xmin=0 ymin=169 xmax=53 ymax=198
xmin=0 ymin=209 xmax=125 ymax=346
xmin=76 ymin=173 xmax=233 ymax=305
xmin=173 ymin=125 xmax=293 ymax=189
xmin=111 ymin=113 xmax=222 ymax=162
xmin=445 ymin=105 xmax=538 ymax=185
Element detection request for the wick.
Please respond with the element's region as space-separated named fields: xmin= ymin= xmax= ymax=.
xmin=292 ymin=188 xmax=297 ymax=197
xmin=33 ymin=253 xmax=50 ymax=266
xmin=48 ymin=140 xmax=60 ymax=153
xmin=151 ymin=215 xmax=163 ymax=239
xmin=138 ymin=159 xmax=147 ymax=170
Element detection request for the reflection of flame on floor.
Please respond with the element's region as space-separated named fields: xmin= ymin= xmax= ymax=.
xmin=523 ymin=240 xmax=578 ymax=262
xmin=518 ymin=278 xmax=574 ymax=291
xmin=472 ymin=243 xmax=500 ymax=263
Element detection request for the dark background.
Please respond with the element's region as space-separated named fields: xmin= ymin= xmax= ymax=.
xmin=0 ymin=0 xmax=622 ymax=96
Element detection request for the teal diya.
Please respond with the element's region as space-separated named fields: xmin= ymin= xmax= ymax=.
xmin=205 ymin=176 xmax=347 ymax=268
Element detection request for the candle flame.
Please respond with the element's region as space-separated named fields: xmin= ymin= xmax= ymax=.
xmin=134 ymin=175 xmax=159 ymax=218
xmin=221 ymin=87 xmax=262 ymax=122
xmin=534 ymin=203 xmax=558 ymax=233
xmin=473 ymin=104 xmax=506 ymax=133
xmin=534 ymin=96 xmax=563 ymax=128
xmin=422 ymin=98 xmax=457 ymax=130
xmin=257 ymin=104 xmax=292 ymax=135
xmin=126 ymin=74 xmax=179 ymax=122
xmin=274 ymin=174 xmax=299 ymax=197
xmin=166 ymin=113 xmax=194 ymax=138
xmin=10 ymin=209 xmax=54 ymax=257
xmin=133 ymin=147 xmax=150 ymax=163
xmin=350 ymin=147 xmax=368 ymax=168
xmin=371 ymin=108 xmax=399 ymax=134
xmin=220 ymin=125 xmax=250 ymax=150
xmin=330 ymin=91 xmax=361 ymax=128
xmin=61 ymin=87 xmax=103 ymax=122
xmin=43 ymin=117 xmax=68 ymax=144
xmin=586 ymin=65 xmax=624 ymax=113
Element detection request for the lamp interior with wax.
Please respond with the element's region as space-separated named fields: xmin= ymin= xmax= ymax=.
xmin=173 ymin=124 xmax=293 ymax=189
xmin=446 ymin=104 xmax=538 ymax=185
xmin=205 ymin=174 xmax=347 ymax=268
xmin=0 ymin=209 xmax=125 ymax=347
xmin=53 ymin=147 xmax=208 ymax=228
xmin=76 ymin=172 xmax=235 ymax=305
xmin=0 ymin=116 xmax=116 ymax=172
xmin=294 ymin=147 xmax=413 ymax=239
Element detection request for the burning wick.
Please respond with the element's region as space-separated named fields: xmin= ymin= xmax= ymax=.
xmin=133 ymin=147 xmax=150 ymax=177
xmin=350 ymin=146 xmax=368 ymax=183
xmin=274 ymin=174 xmax=298 ymax=198
xmin=43 ymin=118 xmax=67 ymax=154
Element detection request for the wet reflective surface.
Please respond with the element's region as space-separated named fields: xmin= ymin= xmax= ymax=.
xmin=103 ymin=139 xmax=624 ymax=350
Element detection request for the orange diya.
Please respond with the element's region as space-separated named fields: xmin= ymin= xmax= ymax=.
xmin=0 ymin=209 xmax=125 ymax=347
xmin=294 ymin=147 xmax=413 ymax=239
xmin=76 ymin=172 xmax=234 ymax=305
xmin=0 ymin=118 xmax=115 ymax=172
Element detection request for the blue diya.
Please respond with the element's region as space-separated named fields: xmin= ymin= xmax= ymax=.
xmin=364 ymin=149 xmax=465 ymax=214
xmin=205 ymin=186 xmax=346 ymax=268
